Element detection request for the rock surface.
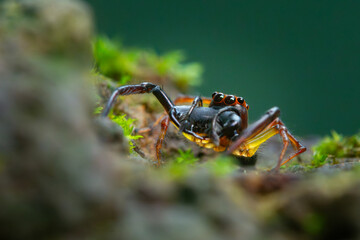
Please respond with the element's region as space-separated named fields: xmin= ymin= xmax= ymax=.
xmin=0 ymin=1 xmax=359 ymax=240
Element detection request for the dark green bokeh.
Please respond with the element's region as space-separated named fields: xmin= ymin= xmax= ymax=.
xmin=86 ymin=0 xmax=360 ymax=135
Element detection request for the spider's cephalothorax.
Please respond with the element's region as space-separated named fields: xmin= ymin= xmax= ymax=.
xmin=102 ymin=82 xmax=306 ymax=170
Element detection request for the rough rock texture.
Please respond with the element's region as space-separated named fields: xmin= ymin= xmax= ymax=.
xmin=0 ymin=0 xmax=123 ymax=238
xmin=0 ymin=1 xmax=359 ymax=240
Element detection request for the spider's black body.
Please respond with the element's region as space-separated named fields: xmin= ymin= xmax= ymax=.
xmin=102 ymin=82 xmax=306 ymax=169
xmin=174 ymin=106 xmax=217 ymax=133
xmin=174 ymin=106 xmax=243 ymax=140
xmin=103 ymin=82 xmax=247 ymax=143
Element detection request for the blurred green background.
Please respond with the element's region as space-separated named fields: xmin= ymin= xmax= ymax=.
xmin=86 ymin=0 xmax=360 ymax=136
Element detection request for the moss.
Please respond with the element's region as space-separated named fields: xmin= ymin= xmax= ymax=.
xmin=109 ymin=113 xmax=143 ymax=153
xmin=92 ymin=36 xmax=203 ymax=91
xmin=202 ymin=156 xmax=238 ymax=176
xmin=312 ymin=131 xmax=360 ymax=167
xmin=301 ymin=212 xmax=325 ymax=236
xmin=162 ymin=149 xmax=198 ymax=179
xmin=93 ymin=106 xmax=103 ymax=115
xmin=174 ymin=149 xmax=199 ymax=165
xmin=164 ymin=150 xmax=238 ymax=179
xmin=280 ymin=131 xmax=360 ymax=171
xmin=280 ymin=162 xmax=314 ymax=173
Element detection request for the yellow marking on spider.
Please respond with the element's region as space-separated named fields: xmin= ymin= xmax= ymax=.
xmin=231 ymin=126 xmax=279 ymax=157
xmin=181 ymin=124 xmax=280 ymax=159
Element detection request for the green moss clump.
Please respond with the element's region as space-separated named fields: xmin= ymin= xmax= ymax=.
xmin=93 ymin=36 xmax=203 ymax=91
xmin=110 ymin=113 xmax=143 ymax=153
xmin=174 ymin=149 xmax=199 ymax=165
xmin=165 ymin=150 xmax=238 ymax=179
xmin=93 ymin=106 xmax=103 ymax=115
xmin=301 ymin=212 xmax=326 ymax=236
xmin=163 ymin=149 xmax=198 ymax=178
xmin=312 ymin=131 xmax=360 ymax=167
xmin=202 ymin=156 xmax=238 ymax=176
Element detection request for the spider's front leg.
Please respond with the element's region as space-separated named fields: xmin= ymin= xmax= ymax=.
xmin=102 ymin=82 xmax=174 ymax=117
xmin=227 ymin=107 xmax=306 ymax=171
xmin=137 ymin=95 xmax=212 ymax=134
xmin=102 ymin=82 xmax=207 ymax=164
xmin=102 ymin=82 xmax=205 ymax=138
xmin=178 ymin=96 xmax=203 ymax=133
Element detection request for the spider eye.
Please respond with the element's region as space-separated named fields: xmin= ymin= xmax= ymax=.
xmin=214 ymin=93 xmax=224 ymax=103
xmin=237 ymin=97 xmax=244 ymax=104
xmin=225 ymin=95 xmax=236 ymax=105
xmin=212 ymin=92 xmax=218 ymax=98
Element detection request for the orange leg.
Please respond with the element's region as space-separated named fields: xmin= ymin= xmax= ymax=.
xmin=155 ymin=116 xmax=170 ymax=167
xmin=238 ymin=120 xmax=305 ymax=171
xmin=228 ymin=107 xmax=281 ymax=154
xmin=135 ymin=112 xmax=166 ymax=134
xmin=174 ymin=96 xmax=212 ymax=106
xmin=228 ymin=107 xmax=306 ymax=171
xmin=274 ymin=120 xmax=306 ymax=168
xmin=261 ymin=118 xmax=306 ymax=168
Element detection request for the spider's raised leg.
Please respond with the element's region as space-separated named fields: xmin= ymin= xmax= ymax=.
xmin=178 ymin=96 xmax=203 ymax=133
xmin=139 ymin=96 xmax=211 ymax=134
xmin=228 ymin=107 xmax=306 ymax=170
xmin=102 ymin=82 xmax=174 ymax=117
xmin=102 ymin=82 xmax=205 ymax=141
xmin=155 ymin=116 xmax=170 ymax=166
xmin=227 ymin=107 xmax=280 ymax=153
